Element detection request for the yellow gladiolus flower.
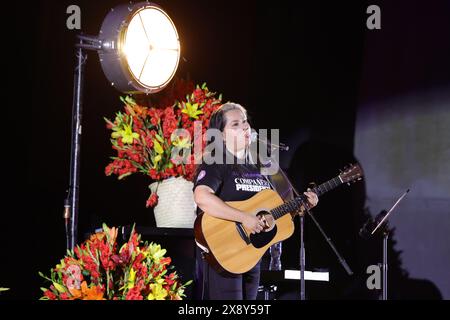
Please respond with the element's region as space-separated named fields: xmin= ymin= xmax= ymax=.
xmin=181 ymin=102 xmax=203 ymax=119
xmin=113 ymin=124 xmax=139 ymax=144
xmin=148 ymin=283 xmax=168 ymax=300
xmin=149 ymin=243 xmax=167 ymax=262
xmin=126 ymin=268 xmax=136 ymax=290
xmin=172 ymin=136 xmax=192 ymax=149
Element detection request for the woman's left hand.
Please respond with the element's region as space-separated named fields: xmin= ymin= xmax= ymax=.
xmin=303 ymin=188 xmax=319 ymax=209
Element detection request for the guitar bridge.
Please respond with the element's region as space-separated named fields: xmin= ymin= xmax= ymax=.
xmin=236 ymin=223 xmax=251 ymax=245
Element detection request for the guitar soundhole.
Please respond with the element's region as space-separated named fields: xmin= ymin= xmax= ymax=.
xmin=249 ymin=211 xmax=277 ymax=248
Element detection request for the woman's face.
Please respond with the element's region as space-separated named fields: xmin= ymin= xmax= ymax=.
xmin=222 ymin=108 xmax=251 ymax=153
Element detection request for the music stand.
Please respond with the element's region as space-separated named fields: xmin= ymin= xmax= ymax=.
xmin=370 ymin=189 xmax=410 ymax=300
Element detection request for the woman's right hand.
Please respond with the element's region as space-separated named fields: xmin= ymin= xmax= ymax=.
xmin=242 ymin=214 xmax=266 ymax=234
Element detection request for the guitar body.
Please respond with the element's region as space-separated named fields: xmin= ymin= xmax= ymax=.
xmin=194 ymin=189 xmax=295 ymax=274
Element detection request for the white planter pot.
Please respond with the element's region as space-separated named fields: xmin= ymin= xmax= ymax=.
xmin=149 ymin=177 xmax=197 ymax=228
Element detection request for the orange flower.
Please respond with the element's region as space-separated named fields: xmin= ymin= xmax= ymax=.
xmin=69 ymin=281 xmax=105 ymax=300
xmin=108 ymin=227 xmax=118 ymax=246
xmin=81 ymin=281 xmax=105 ymax=300
xmin=88 ymin=226 xmax=117 ymax=246
xmin=68 ymin=287 xmax=82 ymax=299
xmin=89 ymin=232 xmax=105 ymax=242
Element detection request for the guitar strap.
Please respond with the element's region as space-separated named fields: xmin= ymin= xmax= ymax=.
xmin=263 ymin=167 xmax=295 ymax=202
xmin=247 ymin=148 xmax=294 ymax=202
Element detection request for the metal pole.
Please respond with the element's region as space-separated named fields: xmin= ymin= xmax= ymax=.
xmin=382 ymin=232 xmax=388 ymax=300
xmin=66 ymin=38 xmax=87 ymax=250
xmin=300 ymin=214 xmax=306 ymax=300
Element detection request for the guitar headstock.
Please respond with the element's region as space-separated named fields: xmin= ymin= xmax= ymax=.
xmin=339 ymin=163 xmax=364 ymax=185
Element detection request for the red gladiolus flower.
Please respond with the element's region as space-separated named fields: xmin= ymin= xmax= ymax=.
xmin=44 ymin=290 xmax=57 ymax=300
xmin=146 ymin=193 xmax=158 ymax=208
xmin=60 ymin=292 xmax=70 ymax=300
xmin=125 ymin=286 xmax=143 ymax=300
xmin=105 ymin=163 xmax=114 ymax=176
xmin=160 ymin=257 xmax=171 ymax=266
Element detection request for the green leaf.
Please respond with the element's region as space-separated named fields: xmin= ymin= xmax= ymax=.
xmin=52 ymin=282 xmax=66 ymax=293
xmin=125 ymin=95 xmax=137 ymax=106
xmin=38 ymin=271 xmax=52 ymax=282
xmin=118 ymin=172 xmax=132 ymax=180
xmin=104 ymin=117 xmax=115 ymax=127
xmin=155 ymin=133 xmax=164 ymax=143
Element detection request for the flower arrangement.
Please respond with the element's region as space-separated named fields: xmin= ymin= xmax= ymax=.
xmin=104 ymin=81 xmax=222 ymax=208
xmin=39 ymin=224 xmax=192 ymax=300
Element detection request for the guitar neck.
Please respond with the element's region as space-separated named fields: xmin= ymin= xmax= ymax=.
xmin=270 ymin=176 xmax=344 ymax=220
xmin=311 ymin=176 xmax=343 ymax=197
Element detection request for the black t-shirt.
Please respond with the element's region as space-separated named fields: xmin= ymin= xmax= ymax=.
xmin=193 ymin=162 xmax=272 ymax=206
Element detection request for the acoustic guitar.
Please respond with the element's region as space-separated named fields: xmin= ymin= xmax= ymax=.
xmin=194 ymin=163 xmax=363 ymax=274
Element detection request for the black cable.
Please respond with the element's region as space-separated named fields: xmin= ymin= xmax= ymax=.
xmin=201 ymin=252 xmax=208 ymax=300
xmin=64 ymin=199 xmax=71 ymax=251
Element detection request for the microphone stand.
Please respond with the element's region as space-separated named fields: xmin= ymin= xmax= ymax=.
xmin=299 ymin=211 xmax=306 ymax=300
xmin=256 ymin=136 xmax=353 ymax=300
xmin=276 ymin=166 xmax=353 ymax=300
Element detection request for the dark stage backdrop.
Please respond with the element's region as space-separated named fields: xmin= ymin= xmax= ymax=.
xmin=354 ymin=1 xmax=450 ymax=299
xmin=17 ymin=0 xmax=449 ymax=300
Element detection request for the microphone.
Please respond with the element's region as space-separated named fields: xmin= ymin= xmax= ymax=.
xmin=251 ymin=132 xmax=289 ymax=151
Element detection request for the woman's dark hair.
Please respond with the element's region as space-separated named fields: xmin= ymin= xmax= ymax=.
xmin=193 ymin=102 xmax=261 ymax=181
xmin=207 ymin=102 xmax=248 ymax=140
xmin=206 ymin=102 xmax=249 ymax=161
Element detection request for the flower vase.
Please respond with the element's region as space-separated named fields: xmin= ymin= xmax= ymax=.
xmin=149 ymin=177 xmax=197 ymax=228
